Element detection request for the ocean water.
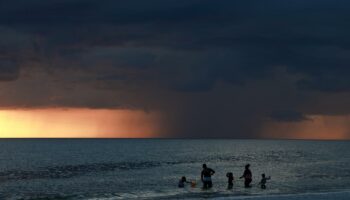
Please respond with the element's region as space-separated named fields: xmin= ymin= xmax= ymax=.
xmin=0 ymin=139 xmax=349 ymax=199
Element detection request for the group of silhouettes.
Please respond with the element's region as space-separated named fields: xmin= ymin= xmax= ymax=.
xmin=178 ymin=163 xmax=271 ymax=189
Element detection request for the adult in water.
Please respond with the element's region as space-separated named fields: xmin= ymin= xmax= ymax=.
xmin=240 ymin=164 xmax=252 ymax=188
xmin=201 ymin=164 xmax=215 ymax=189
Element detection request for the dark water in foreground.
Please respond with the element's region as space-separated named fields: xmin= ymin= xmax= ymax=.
xmin=0 ymin=139 xmax=349 ymax=199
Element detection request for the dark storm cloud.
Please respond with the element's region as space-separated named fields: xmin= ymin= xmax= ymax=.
xmin=1 ymin=0 xmax=350 ymax=137
xmin=0 ymin=26 xmax=34 ymax=82
xmin=269 ymin=110 xmax=309 ymax=122
xmin=0 ymin=59 xmax=19 ymax=81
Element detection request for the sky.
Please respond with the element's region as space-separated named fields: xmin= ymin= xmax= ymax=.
xmin=1 ymin=0 xmax=350 ymax=139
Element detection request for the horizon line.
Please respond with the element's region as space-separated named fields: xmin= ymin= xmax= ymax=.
xmin=0 ymin=137 xmax=349 ymax=141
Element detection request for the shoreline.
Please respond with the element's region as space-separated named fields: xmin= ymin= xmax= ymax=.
xmin=213 ymin=191 xmax=350 ymax=200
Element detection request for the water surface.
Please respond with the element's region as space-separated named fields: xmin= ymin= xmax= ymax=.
xmin=0 ymin=139 xmax=349 ymax=199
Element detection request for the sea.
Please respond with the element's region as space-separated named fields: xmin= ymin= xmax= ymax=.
xmin=0 ymin=139 xmax=349 ymax=200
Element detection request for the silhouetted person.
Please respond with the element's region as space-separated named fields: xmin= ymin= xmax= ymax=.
xmin=259 ymin=173 xmax=271 ymax=189
xmin=178 ymin=176 xmax=190 ymax=188
xmin=240 ymin=164 xmax=252 ymax=188
xmin=201 ymin=164 xmax=215 ymax=189
xmin=226 ymin=172 xmax=234 ymax=189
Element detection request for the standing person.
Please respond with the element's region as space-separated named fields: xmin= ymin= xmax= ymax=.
xmin=201 ymin=164 xmax=215 ymax=189
xmin=240 ymin=164 xmax=252 ymax=188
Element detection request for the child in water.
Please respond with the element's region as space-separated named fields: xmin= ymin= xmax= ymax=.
xmin=259 ymin=173 xmax=271 ymax=189
xmin=178 ymin=176 xmax=188 ymax=188
xmin=226 ymin=172 xmax=234 ymax=189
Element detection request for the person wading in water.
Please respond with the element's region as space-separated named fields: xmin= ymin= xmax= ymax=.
xmin=240 ymin=164 xmax=252 ymax=188
xmin=259 ymin=173 xmax=271 ymax=189
xmin=201 ymin=164 xmax=215 ymax=189
xmin=226 ymin=172 xmax=234 ymax=189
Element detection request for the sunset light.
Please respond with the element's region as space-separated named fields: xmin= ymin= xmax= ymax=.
xmin=262 ymin=115 xmax=350 ymax=140
xmin=0 ymin=108 xmax=160 ymax=138
xmin=2 ymin=1 xmax=350 ymax=199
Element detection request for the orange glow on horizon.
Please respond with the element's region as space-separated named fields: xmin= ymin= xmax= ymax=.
xmin=262 ymin=115 xmax=350 ymax=140
xmin=0 ymin=108 xmax=160 ymax=138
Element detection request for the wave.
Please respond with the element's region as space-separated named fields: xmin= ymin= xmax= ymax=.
xmin=23 ymin=190 xmax=349 ymax=200
xmin=0 ymin=161 xmax=161 ymax=181
xmin=0 ymin=159 xmax=201 ymax=181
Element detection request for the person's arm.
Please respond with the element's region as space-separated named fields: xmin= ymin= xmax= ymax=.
xmin=240 ymin=170 xmax=246 ymax=179
xmin=201 ymin=171 xmax=204 ymax=182
xmin=267 ymin=176 xmax=271 ymax=180
xmin=210 ymin=169 xmax=215 ymax=175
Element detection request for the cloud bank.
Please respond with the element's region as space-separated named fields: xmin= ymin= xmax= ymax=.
xmin=1 ymin=0 xmax=350 ymax=138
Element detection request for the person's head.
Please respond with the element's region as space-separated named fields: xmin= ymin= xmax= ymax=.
xmin=245 ymin=164 xmax=250 ymax=169
xmin=202 ymin=164 xmax=207 ymax=169
xmin=226 ymin=172 xmax=233 ymax=178
xmin=262 ymin=173 xmax=265 ymax=178
xmin=181 ymin=176 xmax=187 ymax=182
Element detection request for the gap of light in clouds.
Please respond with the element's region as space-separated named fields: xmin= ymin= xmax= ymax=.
xmin=0 ymin=108 xmax=160 ymax=138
